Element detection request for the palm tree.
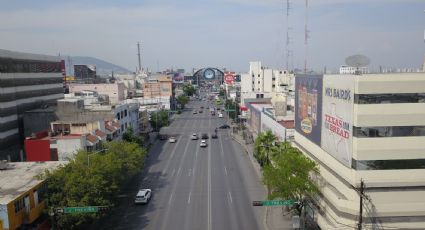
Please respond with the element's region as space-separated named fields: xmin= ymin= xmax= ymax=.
xmin=254 ymin=130 xmax=277 ymax=166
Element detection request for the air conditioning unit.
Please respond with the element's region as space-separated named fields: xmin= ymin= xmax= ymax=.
xmin=0 ymin=160 xmax=8 ymax=170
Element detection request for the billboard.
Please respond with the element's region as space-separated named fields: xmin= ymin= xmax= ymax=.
xmin=172 ymin=72 xmax=184 ymax=83
xmin=224 ymin=71 xmax=235 ymax=85
xmin=295 ymin=74 xmax=323 ymax=146
xmin=321 ymin=75 xmax=354 ymax=168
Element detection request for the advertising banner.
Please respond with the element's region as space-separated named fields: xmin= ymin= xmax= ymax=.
xmin=172 ymin=72 xmax=184 ymax=83
xmin=321 ymin=75 xmax=354 ymax=168
xmin=224 ymin=71 xmax=235 ymax=85
xmin=295 ymin=74 xmax=323 ymax=146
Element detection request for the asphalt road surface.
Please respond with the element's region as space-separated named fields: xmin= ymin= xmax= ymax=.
xmin=93 ymin=97 xmax=266 ymax=230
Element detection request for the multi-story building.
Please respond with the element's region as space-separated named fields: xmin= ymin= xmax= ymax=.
xmin=240 ymin=61 xmax=294 ymax=107
xmin=143 ymin=75 xmax=172 ymax=99
xmin=339 ymin=65 xmax=369 ymax=74
xmin=73 ymin=64 xmax=96 ymax=83
xmin=0 ymin=49 xmax=64 ymax=161
xmin=0 ymin=161 xmax=65 ymax=230
xmin=68 ymin=83 xmax=125 ymax=105
xmin=294 ymin=73 xmax=425 ymax=229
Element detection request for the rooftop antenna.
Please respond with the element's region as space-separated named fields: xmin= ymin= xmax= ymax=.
xmin=285 ymin=0 xmax=293 ymax=71
xmin=345 ymin=55 xmax=370 ymax=75
xmin=137 ymin=42 xmax=142 ymax=73
xmin=304 ymin=0 xmax=310 ymax=74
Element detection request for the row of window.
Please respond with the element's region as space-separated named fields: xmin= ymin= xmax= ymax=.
xmin=354 ymin=126 xmax=425 ymax=137
xmin=354 ymin=93 xmax=425 ymax=104
xmin=0 ymin=58 xmax=62 ymax=73
xmin=352 ymin=159 xmax=425 ymax=170
xmin=116 ymin=109 xmax=128 ymax=120
xmin=13 ymin=183 xmax=47 ymax=213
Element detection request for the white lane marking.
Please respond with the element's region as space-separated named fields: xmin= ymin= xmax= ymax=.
xmin=171 ymin=169 xmax=175 ymax=177
xmin=168 ymin=193 xmax=173 ymax=205
xmin=188 ymin=168 xmax=192 ymax=176
xmin=228 ymin=191 xmax=233 ymax=204
xmin=207 ymin=131 xmax=212 ymax=230
xmin=224 ymin=167 xmax=228 ymax=176
xmin=177 ymin=167 xmax=181 ymax=176
xmin=188 ymin=191 xmax=192 ymax=204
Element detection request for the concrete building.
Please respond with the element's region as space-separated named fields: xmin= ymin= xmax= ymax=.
xmin=339 ymin=65 xmax=369 ymax=74
xmin=240 ymin=61 xmax=294 ymax=108
xmin=294 ymin=73 xmax=425 ymax=229
xmin=0 ymin=49 xmax=64 ymax=161
xmin=0 ymin=161 xmax=66 ymax=230
xmin=68 ymin=83 xmax=125 ymax=105
xmin=143 ymin=75 xmax=172 ymax=99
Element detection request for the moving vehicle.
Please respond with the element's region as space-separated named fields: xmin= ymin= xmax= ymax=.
xmin=193 ymin=111 xmax=197 ymax=114
xmin=134 ymin=189 xmax=152 ymax=204
xmin=159 ymin=134 xmax=168 ymax=140
xmin=191 ymin=133 xmax=198 ymax=140
xmin=201 ymin=133 xmax=209 ymax=139
xmin=219 ymin=124 xmax=230 ymax=129
xmin=199 ymin=110 xmax=203 ymax=113
xmin=211 ymin=133 xmax=218 ymax=139
xmin=218 ymin=113 xmax=223 ymax=118
xmin=169 ymin=137 xmax=177 ymax=143
xmin=200 ymin=140 xmax=207 ymax=147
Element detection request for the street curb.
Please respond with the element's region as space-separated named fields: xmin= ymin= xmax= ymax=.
xmin=230 ymin=133 xmax=270 ymax=230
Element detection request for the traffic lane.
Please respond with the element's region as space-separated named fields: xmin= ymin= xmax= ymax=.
xmin=159 ymin=135 xmax=199 ymax=230
xmin=222 ymin=135 xmax=266 ymax=230
xmin=209 ymin=136 xmax=238 ymax=230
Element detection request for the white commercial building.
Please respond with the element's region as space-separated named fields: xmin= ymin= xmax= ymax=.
xmin=294 ymin=73 xmax=425 ymax=229
xmin=339 ymin=65 xmax=369 ymax=74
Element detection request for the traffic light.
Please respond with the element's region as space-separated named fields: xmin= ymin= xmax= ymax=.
xmin=252 ymin=201 xmax=263 ymax=206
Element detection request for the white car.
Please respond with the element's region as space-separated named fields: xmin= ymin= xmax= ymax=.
xmin=218 ymin=113 xmax=223 ymax=118
xmin=169 ymin=137 xmax=177 ymax=143
xmin=134 ymin=189 xmax=152 ymax=204
xmin=200 ymin=140 xmax=207 ymax=147
xmin=191 ymin=133 xmax=198 ymax=140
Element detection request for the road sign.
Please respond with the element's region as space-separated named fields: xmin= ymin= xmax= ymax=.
xmin=252 ymin=200 xmax=295 ymax=206
xmin=64 ymin=206 xmax=98 ymax=213
xmin=224 ymin=109 xmax=236 ymax=112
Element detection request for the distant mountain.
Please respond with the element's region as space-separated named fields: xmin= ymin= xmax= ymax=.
xmin=65 ymin=56 xmax=132 ymax=76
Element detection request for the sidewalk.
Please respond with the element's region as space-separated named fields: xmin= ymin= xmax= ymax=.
xmin=231 ymin=131 xmax=294 ymax=230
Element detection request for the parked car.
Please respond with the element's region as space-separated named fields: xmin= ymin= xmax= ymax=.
xmin=199 ymin=110 xmax=203 ymax=113
xmin=218 ymin=113 xmax=223 ymax=118
xmin=169 ymin=137 xmax=177 ymax=143
xmin=211 ymin=133 xmax=218 ymax=139
xmin=134 ymin=189 xmax=151 ymax=204
xmin=200 ymin=140 xmax=207 ymax=147
xmin=193 ymin=111 xmax=198 ymax=114
xmin=219 ymin=124 xmax=230 ymax=129
xmin=201 ymin=133 xmax=209 ymax=139
xmin=159 ymin=134 xmax=168 ymax=140
xmin=191 ymin=133 xmax=198 ymax=140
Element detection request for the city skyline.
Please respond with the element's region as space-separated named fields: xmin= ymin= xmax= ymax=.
xmin=1 ymin=0 xmax=424 ymax=73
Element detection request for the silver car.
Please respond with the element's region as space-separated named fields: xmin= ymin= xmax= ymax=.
xmin=135 ymin=189 xmax=152 ymax=204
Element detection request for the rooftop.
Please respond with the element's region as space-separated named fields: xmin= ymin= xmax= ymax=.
xmin=0 ymin=161 xmax=67 ymax=204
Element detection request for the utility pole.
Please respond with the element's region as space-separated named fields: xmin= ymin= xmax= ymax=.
xmin=358 ymin=179 xmax=365 ymax=230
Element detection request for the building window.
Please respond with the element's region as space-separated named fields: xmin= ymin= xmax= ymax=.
xmin=36 ymin=182 xmax=47 ymax=203
xmin=258 ymin=74 xmax=260 ymax=77
xmin=353 ymin=159 xmax=425 ymax=170
xmin=257 ymin=81 xmax=260 ymax=84
xmin=353 ymin=126 xmax=425 ymax=137
xmin=121 ymin=111 xmax=124 ymax=118
xmin=354 ymin=93 xmax=425 ymax=104
xmin=116 ymin=113 xmax=120 ymax=120
xmin=14 ymin=198 xmax=25 ymax=213
xmin=260 ymin=94 xmax=264 ymax=98
xmin=272 ymin=84 xmax=275 ymax=88
xmin=124 ymin=110 xmax=128 ymax=117
xmin=121 ymin=124 xmax=124 ymax=131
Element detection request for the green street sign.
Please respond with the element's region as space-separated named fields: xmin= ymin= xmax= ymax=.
xmin=224 ymin=109 xmax=236 ymax=112
xmin=253 ymin=200 xmax=295 ymax=206
xmin=64 ymin=206 xmax=98 ymax=214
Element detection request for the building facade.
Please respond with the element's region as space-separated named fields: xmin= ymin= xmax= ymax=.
xmin=143 ymin=75 xmax=172 ymax=99
xmin=294 ymin=73 xmax=425 ymax=229
xmin=68 ymin=83 xmax=125 ymax=105
xmin=0 ymin=161 xmax=65 ymax=230
xmin=0 ymin=49 xmax=64 ymax=161
xmin=73 ymin=65 xmax=96 ymax=83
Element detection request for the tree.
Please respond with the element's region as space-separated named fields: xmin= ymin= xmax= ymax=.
xmin=122 ymin=127 xmax=143 ymax=146
xmin=262 ymin=141 xmax=319 ymax=215
xmin=224 ymin=99 xmax=240 ymax=122
xmin=183 ymin=84 xmax=196 ymax=96
xmin=43 ymin=141 xmax=147 ymax=229
xmin=176 ymin=95 xmax=189 ymax=109
xmin=219 ymin=89 xmax=225 ymax=97
xmin=149 ymin=110 xmax=169 ymax=131
xmin=254 ymin=131 xmax=277 ymax=166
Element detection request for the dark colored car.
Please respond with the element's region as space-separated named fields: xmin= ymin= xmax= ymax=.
xmin=211 ymin=133 xmax=218 ymax=139
xmin=201 ymin=133 xmax=209 ymax=139
xmin=159 ymin=134 xmax=168 ymax=140
xmin=219 ymin=124 xmax=230 ymax=129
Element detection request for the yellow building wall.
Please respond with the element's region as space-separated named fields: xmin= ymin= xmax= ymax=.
xmin=0 ymin=219 xmax=3 ymax=230
xmin=5 ymin=182 xmax=47 ymax=230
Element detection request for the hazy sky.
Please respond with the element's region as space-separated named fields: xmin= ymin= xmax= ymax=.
xmin=1 ymin=0 xmax=424 ymax=73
